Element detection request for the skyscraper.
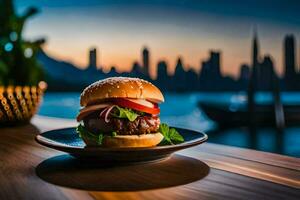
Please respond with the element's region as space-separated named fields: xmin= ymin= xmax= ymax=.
xmin=199 ymin=51 xmax=221 ymax=79
xmin=284 ymin=35 xmax=296 ymax=78
xmin=210 ymin=51 xmax=221 ymax=77
xmin=157 ymin=60 xmax=168 ymax=79
xmin=173 ymin=57 xmax=186 ymax=91
xmin=248 ymin=30 xmax=260 ymax=118
xmin=142 ymin=47 xmax=149 ymax=76
xmin=252 ymin=30 xmax=259 ymax=68
xmin=259 ymin=55 xmax=275 ymax=90
xmin=156 ymin=61 xmax=168 ymax=90
xmin=89 ymin=47 xmax=97 ymax=68
xmin=199 ymin=51 xmax=222 ymax=91
xmin=240 ymin=64 xmax=250 ymax=81
xmin=250 ymin=30 xmax=261 ymax=89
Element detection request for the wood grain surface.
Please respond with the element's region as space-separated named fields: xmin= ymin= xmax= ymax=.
xmin=0 ymin=116 xmax=299 ymax=200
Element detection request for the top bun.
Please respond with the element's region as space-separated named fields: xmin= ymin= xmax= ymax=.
xmin=80 ymin=77 xmax=164 ymax=106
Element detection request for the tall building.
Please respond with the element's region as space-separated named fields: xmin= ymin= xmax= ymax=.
xmin=156 ymin=61 xmax=168 ymax=90
xmin=248 ymin=30 xmax=260 ymax=115
xmin=210 ymin=51 xmax=221 ymax=77
xmin=174 ymin=58 xmax=185 ymax=76
xmin=249 ymin=30 xmax=261 ymax=90
xmin=89 ymin=47 xmax=97 ymax=68
xmin=157 ymin=61 xmax=168 ymax=79
xmin=259 ymin=55 xmax=275 ymax=90
xmin=132 ymin=61 xmax=141 ymax=74
xmin=199 ymin=51 xmax=222 ymax=91
xmin=252 ymin=31 xmax=259 ymax=68
xmin=284 ymin=35 xmax=296 ymax=78
xmin=249 ymin=31 xmax=278 ymax=90
xmin=173 ymin=57 xmax=186 ymax=91
xmin=142 ymin=47 xmax=149 ymax=76
xmin=199 ymin=51 xmax=221 ymax=79
xmin=240 ymin=64 xmax=250 ymax=81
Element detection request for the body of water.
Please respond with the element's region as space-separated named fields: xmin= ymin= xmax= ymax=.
xmin=39 ymin=92 xmax=300 ymax=157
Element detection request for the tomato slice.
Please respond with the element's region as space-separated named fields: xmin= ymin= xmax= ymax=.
xmin=111 ymin=98 xmax=160 ymax=115
xmin=126 ymin=99 xmax=156 ymax=108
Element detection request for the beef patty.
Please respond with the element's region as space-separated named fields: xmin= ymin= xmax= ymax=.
xmin=83 ymin=111 xmax=160 ymax=135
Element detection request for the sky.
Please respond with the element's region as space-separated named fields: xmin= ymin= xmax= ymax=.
xmin=15 ymin=0 xmax=300 ymax=78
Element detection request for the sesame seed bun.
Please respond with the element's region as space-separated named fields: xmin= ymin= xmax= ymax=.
xmin=82 ymin=132 xmax=164 ymax=148
xmin=80 ymin=77 xmax=164 ymax=106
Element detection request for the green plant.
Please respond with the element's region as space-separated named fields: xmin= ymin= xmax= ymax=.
xmin=0 ymin=0 xmax=45 ymax=86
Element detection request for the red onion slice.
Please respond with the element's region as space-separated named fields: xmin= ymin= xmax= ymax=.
xmin=104 ymin=105 xmax=115 ymax=123
xmin=76 ymin=103 xmax=111 ymax=121
xmin=99 ymin=106 xmax=110 ymax=117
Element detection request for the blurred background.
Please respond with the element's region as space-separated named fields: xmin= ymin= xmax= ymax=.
xmin=1 ymin=0 xmax=300 ymax=157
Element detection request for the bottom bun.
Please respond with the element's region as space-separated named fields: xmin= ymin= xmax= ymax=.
xmin=83 ymin=132 xmax=164 ymax=148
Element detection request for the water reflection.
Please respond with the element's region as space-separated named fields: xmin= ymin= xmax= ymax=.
xmin=207 ymin=126 xmax=299 ymax=157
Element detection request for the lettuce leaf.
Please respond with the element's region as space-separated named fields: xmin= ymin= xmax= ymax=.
xmin=76 ymin=124 xmax=104 ymax=145
xmin=111 ymin=131 xmax=117 ymax=137
xmin=112 ymin=106 xmax=139 ymax=122
xmin=159 ymin=123 xmax=184 ymax=145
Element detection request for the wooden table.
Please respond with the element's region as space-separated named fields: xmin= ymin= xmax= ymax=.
xmin=0 ymin=116 xmax=299 ymax=200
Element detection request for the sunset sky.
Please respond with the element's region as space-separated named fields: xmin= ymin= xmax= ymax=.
xmin=16 ymin=0 xmax=300 ymax=78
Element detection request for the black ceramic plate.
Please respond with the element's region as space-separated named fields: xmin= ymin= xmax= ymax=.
xmin=36 ymin=127 xmax=207 ymax=163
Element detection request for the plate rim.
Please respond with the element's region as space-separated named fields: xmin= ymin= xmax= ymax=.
xmin=35 ymin=126 xmax=208 ymax=153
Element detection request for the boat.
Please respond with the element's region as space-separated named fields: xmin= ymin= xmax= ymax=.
xmin=198 ymin=96 xmax=300 ymax=127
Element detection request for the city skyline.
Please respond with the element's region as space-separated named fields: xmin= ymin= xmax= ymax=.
xmin=85 ymin=31 xmax=299 ymax=81
xmin=37 ymin=31 xmax=300 ymax=92
xmin=16 ymin=0 xmax=300 ymax=78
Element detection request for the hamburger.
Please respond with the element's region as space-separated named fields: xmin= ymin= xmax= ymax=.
xmin=76 ymin=77 xmax=165 ymax=148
